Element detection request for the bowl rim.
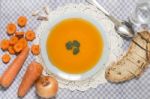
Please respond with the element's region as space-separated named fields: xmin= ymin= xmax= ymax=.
xmin=40 ymin=12 xmax=110 ymax=81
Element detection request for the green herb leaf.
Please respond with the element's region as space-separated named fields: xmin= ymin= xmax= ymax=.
xmin=66 ymin=41 xmax=73 ymax=50
xmin=73 ymin=47 xmax=80 ymax=55
xmin=73 ymin=40 xmax=80 ymax=47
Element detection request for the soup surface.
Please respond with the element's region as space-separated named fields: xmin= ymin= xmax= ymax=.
xmin=47 ymin=18 xmax=104 ymax=74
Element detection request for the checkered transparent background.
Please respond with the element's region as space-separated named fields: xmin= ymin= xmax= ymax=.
xmin=0 ymin=0 xmax=150 ymax=99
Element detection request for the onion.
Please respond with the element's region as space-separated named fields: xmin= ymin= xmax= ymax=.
xmin=35 ymin=76 xmax=58 ymax=98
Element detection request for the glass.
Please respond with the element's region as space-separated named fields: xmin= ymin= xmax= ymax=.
xmin=130 ymin=0 xmax=150 ymax=25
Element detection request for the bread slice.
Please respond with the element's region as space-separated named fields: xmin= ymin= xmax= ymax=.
xmin=105 ymin=31 xmax=150 ymax=83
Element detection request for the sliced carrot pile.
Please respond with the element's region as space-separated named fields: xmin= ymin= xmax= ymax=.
xmin=31 ymin=45 xmax=40 ymax=55
xmin=1 ymin=39 xmax=9 ymax=51
xmin=17 ymin=16 xmax=27 ymax=27
xmin=25 ymin=30 xmax=35 ymax=41
xmin=2 ymin=53 xmax=11 ymax=64
xmin=6 ymin=23 xmax=16 ymax=35
xmin=15 ymin=31 xmax=24 ymax=37
xmin=18 ymin=38 xmax=28 ymax=48
xmin=14 ymin=42 xmax=23 ymax=53
xmin=9 ymin=36 xmax=19 ymax=46
xmin=8 ymin=46 xmax=15 ymax=55
xmin=1 ymin=15 xmax=38 ymax=64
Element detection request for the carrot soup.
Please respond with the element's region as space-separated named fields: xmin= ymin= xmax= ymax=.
xmin=47 ymin=18 xmax=104 ymax=74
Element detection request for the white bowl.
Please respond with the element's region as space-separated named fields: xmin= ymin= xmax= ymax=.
xmin=40 ymin=12 xmax=110 ymax=81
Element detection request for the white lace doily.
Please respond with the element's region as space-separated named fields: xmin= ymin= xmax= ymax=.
xmin=34 ymin=4 xmax=124 ymax=91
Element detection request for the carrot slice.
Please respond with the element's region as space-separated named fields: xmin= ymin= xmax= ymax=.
xmin=9 ymin=36 xmax=19 ymax=46
xmin=6 ymin=23 xmax=16 ymax=35
xmin=0 ymin=47 xmax=29 ymax=88
xmin=25 ymin=30 xmax=35 ymax=41
xmin=18 ymin=38 xmax=28 ymax=48
xmin=8 ymin=46 xmax=15 ymax=55
xmin=1 ymin=39 xmax=9 ymax=51
xmin=14 ymin=42 xmax=23 ymax=53
xmin=2 ymin=53 xmax=11 ymax=64
xmin=17 ymin=16 xmax=27 ymax=27
xmin=31 ymin=45 xmax=40 ymax=55
xmin=15 ymin=31 xmax=24 ymax=37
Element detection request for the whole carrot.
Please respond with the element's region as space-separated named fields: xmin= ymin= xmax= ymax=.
xmin=18 ymin=61 xmax=43 ymax=97
xmin=0 ymin=47 xmax=29 ymax=88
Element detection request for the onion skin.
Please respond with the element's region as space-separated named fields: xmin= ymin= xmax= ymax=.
xmin=35 ymin=76 xmax=58 ymax=98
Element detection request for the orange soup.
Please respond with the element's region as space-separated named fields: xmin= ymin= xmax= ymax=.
xmin=47 ymin=18 xmax=104 ymax=74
